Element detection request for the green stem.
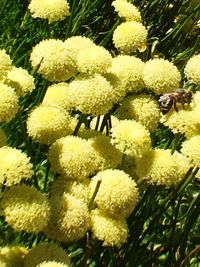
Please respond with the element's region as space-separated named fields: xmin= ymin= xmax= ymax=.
xmin=88 ymin=179 xmax=101 ymax=210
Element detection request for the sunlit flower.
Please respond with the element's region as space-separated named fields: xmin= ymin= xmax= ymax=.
xmin=90 ymin=209 xmax=128 ymax=247
xmin=0 ymin=83 xmax=19 ymax=123
xmin=51 ymin=176 xmax=90 ymax=203
xmin=0 ymin=184 xmax=50 ymax=233
xmin=28 ymin=0 xmax=70 ymax=23
xmin=116 ymin=94 xmax=160 ymax=131
xmin=135 ymin=149 xmax=190 ymax=186
xmin=90 ymin=169 xmax=139 ymax=218
xmin=77 ymin=46 xmax=112 ymax=74
xmin=160 ymin=107 xmax=200 ymax=139
xmin=0 ymin=146 xmax=34 ymax=186
xmin=68 ymin=74 xmax=118 ymax=116
xmin=24 ymin=243 xmax=70 ymax=267
xmin=3 ymin=67 xmax=35 ymax=97
xmin=42 ymin=83 xmax=73 ymax=111
xmin=109 ymin=55 xmax=145 ymax=93
xmin=184 ymin=54 xmax=200 ymax=85
xmin=27 ymin=105 xmax=71 ymax=145
xmin=143 ymin=58 xmax=181 ymax=94
xmin=113 ymin=21 xmax=147 ymax=53
xmin=112 ymin=0 xmax=142 ymax=22
xmin=64 ymin=36 xmax=95 ymax=64
xmin=181 ymin=135 xmax=200 ymax=170
xmin=48 ymin=136 xmax=99 ymax=180
xmin=0 ymin=49 xmax=12 ymax=79
xmin=36 ymin=262 xmax=69 ymax=267
xmin=45 ymin=194 xmax=90 ymax=242
xmin=30 ymin=39 xmax=76 ymax=82
xmin=111 ymin=119 xmax=151 ymax=157
xmin=0 ymin=246 xmax=28 ymax=267
xmin=0 ymin=129 xmax=7 ymax=147
xmin=89 ymin=135 xmax=123 ymax=171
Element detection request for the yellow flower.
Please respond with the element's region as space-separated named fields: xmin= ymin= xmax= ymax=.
xmin=90 ymin=169 xmax=139 ymax=219
xmin=27 ymin=105 xmax=71 ymax=145
xmin=0 ymin=83 xmax=19 ymax=123
xmin=28 ymin=0 xmax=70 ymax=23
xmin=111 ymin=119 xmax=151 ymax=157
xmin=113 ymin=21 xmax=147 ymax=53
xmin=48 ymin=136 xmax=99 ymax=180
xmin=3 ymin=67 xmax=35 ymax=97
xmin=0 ymin=184 xmax=50 ymax=233
xmin=0 ymin=146 xmax=34 ymax=186
xmin=0 ymin=246 xmax=28 ymax=267
xmin=112 ymin=0 xmax=142 ymax=22
xmin=30 ymin=39 xmax=76 ymax=82
xmin=160 ymin=91 xmax=200 ymax=139
xmin=42 ymin=83 xmax=73 ymax=111
xmin=184 ymin=54 xmax=200 ymax=85
xmin=135 ymin=149 xmax=190 ymax=186
xmin=89 ymin=135 xmax=123 ymax=171
xmin=143 ymin=58 xmax=181 ymax=94
xmin=36 ymin=262 xmax=69 ymax=267
xmin=90 ymin=209 xmax=128 ymax=247
xmin=116 ymin=94 xmax=161 ymax=131
xmin=68 ymin=74 xmax=118 ymax=116
xmin=51 ymin=176 xmax=90 ymax=203
xmin=45 ymin=194 xmax=90 ymax=242
xmin=64 ymin=36 xmax=95 ymax=64
xmin=0 ymin=128 xmax=7 ymax=147
xmin=109 ymin=55 xmax=145 ymax=93
xmin=77 ymin=45 xmax=112 ymax=74
xmin=181 ymin=135 xmax=200 ymax=168
xmin=0 ymin=49 xmax=12 ymax=80
xmin=24 ymin=243 xmax=70 ymax=267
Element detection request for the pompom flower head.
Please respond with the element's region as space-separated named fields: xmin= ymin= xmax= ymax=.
xmin=113 ymin=21 xmax=147 ymax=53
xmin=64 ymin=36 xmax=95 ymax=64
xmin=143 ymin=58 xmax=181 ymax=94
xmin=89 ymin=135 xmax=123 ymax=171
xmin=184 ymin=54 xmax=200 ymax=85
xmin=112 ymin=0 xmax=142 ymax=22
xmin=24 ymin=243 xmax=70 ymax=267
xmin=68 ymin=74 xmax=118 ymax=116
xmin=0 ymin=49 xmax=12 ymax=79
xmin=48 ymin=136 xmax=99 ymax=180
xmin=0 ymin=128 xmax=7 ymax=147
xmin=28 ymin=0 xmax=70 ymax=23
xmin=0 ymin=184 xmax=50 ymax=233
xmin=90 ymin=209 xmax=128 ymax=247
xmin=42 ymin=83 xmax=72 ymax=111
xmin=27 ymin=105 xmax=71 ymax=145
xmin=116 ymin=94 xmax=161 ymax=131
xmin=109 ymin=55 xmax=145 ymax=93
xmin=45 ymin=194 xmax=90 ymax=242
xmin=0 ymin=146 xmax=33 ymax=186
xmin=77 ymin=46 xmax=112 ymax=74
xmin=111 ymin=119 xmax=151 ymax=158
xmin=3 ymin=67 xmax=35 ymax=97
xmin=0 ymin=246 xmax=28 ymax=267
xmin=135 ymin=149 xmax=190 ymax=186
xmin=0 ymin=83 xmax=19 ymax=123
xmin=90 ymin=169 xmax=139 ymax=219
xmin=30 ymin=39 xmax=76 ymax=82
xmin=181 ymin=135 xmax=200 ymax=169
xmin=51 ymin=176 xmax=90 ymax=203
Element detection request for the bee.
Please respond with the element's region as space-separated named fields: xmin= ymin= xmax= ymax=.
xmin=158 ymin=88 xmax=192 ymax=115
